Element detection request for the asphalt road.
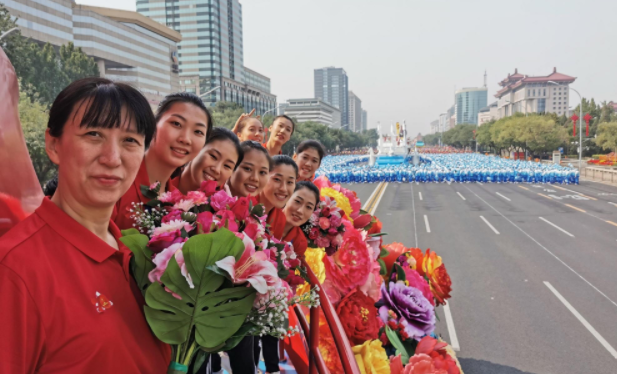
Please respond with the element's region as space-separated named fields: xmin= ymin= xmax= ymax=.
xmin=343 ymin=181 xmax=617 ymax=374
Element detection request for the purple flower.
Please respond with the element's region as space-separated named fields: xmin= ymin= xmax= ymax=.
xmin=378 ymin=281 xmax=435 ymax=340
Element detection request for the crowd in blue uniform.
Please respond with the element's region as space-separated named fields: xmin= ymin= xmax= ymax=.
xmin=316 ymin=154 xmax=579 ymax=184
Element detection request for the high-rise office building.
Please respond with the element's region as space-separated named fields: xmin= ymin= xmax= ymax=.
xmin=281 ymin=98 xmax=341 ymax=128
xmin=5 ymin=0 xmax=181 ymax=107
xmin=362 ymin=109 xmax=368 ymax=132
xmin=455 ymin=87 xmax=488 ymax=125
xmin=137 ymin=0 xmax=276 ymax=114
xmin=348 ymin=91 xmax=362 ymax=132
xmin=314 ymin=67 xmax=349 ymax=127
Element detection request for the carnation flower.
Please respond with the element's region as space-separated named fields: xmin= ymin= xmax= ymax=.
xmin=186 ymin=190 xmax=208 ymax=206
xmin=173 ymin=199 xmax=195 ymax=212
xmin=158 ymin=189 xmax=184 ymax=204
xmin=152 ymin=219 xmax=193 ymax=236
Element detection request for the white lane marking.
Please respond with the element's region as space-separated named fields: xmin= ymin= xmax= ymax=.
xmin=369 ymin=183 xmax=388 ymax=215
xmin=609 ymin=202 xmax=617 ymax=207
xmin=464 ymin=186 xmax=617 ymax=309
xmin=443 ymin=302 xmax=460 ymax=352
xmin=457 ymin=192 xmax=466 ymax=201
xmin=480 ymin=215 xmax=500 ymax=234
xmin=362 ymin=182 xmax=382 ymax=210
xmin=424 ymin=215 xmax=431 ymax=233
xmin=544 ymin=281 xmax=617 ymax=360
xmin=477 ymin=182 xmax=483 ymax=185
xmin=496 ymin=192 xmax=511 ymax=201
xmin=419 ymin=192 xmax=423 ymax=201
xmin=411 ymin=184 xmax=418 ymax=247
xmin=539 ymin=217 xmax=575 ymax=237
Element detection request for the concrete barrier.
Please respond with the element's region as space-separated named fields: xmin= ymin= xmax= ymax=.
xmin=583 ymin=167 xmax=617 ymax=183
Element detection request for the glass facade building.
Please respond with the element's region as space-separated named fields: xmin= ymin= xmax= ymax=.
xmin=455 ymin=87 xmax=488 ymax=125
xmin=314 ymin=67 xmax=349 ymax=127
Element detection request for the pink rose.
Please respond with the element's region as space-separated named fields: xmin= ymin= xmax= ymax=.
xmin=319 ymin=217 xmax=331 ymax=230
xmin=230 ymin=197 xmax=250 ymax=221
xmin=216 ymin=209 xmax=239 ymax=232
xmin=148 ymin=230 xmax=186 ymax=253
xmin=196 ymin=211 xmax=214 ymax=233
xmin=210 ymin=190 xmax=236 ymax=211
xmin=329 ymin=213 xmax=342 ymax=228
xmin=321 ymin=206 xmax=331 ymax=217
xmin=162 ymin=209 xmax=184 ymax=224
xmin=199 ymin=180 xmax=218 ymax=196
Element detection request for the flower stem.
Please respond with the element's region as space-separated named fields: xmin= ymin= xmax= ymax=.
xmin=182 ymin=341 xmax=197 ymax=367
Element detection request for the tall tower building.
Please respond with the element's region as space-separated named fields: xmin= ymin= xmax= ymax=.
xmin=455 ymin=87 xmax=488 ymax=125
xmin=137 ymin=0 xmax=276 ymax=114
xmin=348 ymin=91 xmax=362 ymax=132
xmin=314 ymin=67 xmax=349 ymax=127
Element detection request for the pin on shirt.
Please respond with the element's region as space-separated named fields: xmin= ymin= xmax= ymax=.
xmin=91 ymin=291 xmax=114 ymax=313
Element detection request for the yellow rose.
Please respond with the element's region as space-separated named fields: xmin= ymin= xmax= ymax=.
xmin=320 ymin=188 xmax=354 ymax=224
xmin=296 ymin=247 xmax=326 ymax=297
xmin=352 ymin=340 xmax=390 ymax=374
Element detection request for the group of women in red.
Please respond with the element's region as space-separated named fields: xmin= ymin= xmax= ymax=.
xmin=0 ymin=77 xmax=327 ymax=374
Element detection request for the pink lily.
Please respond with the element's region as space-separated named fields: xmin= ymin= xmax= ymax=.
xmin=215 ymin=234 xmax=280 ymax=294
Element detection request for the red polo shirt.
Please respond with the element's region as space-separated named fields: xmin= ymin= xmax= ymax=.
xmin=283 ymin=226 xmax=308 ymax=257
xmin=113 ymin=158 xmax=177 ymax=231
xmin=262 ymin=142 xmax=282 ymax=155
xmin=0 ymin=198 xmax=170 ymax=373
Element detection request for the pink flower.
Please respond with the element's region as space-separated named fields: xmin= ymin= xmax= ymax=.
xmin=230 ymin=197 xmax=251 ymax=221
xmin=315 ymin=235 xmax=331 ymax=248
xmin=162 ymin=209 xmax=184 ymax=224
xmin=173 ymin=199 xmax=195 ymax=212
xmin=148 ymin=230 xmax=186 ymax=253
xmin=196 ymin=211 xmax=214 ymax=233
xmin=329 ymin=212 xmax=342 ymax=228
xmin=199 ymin=180 xmax=218 ymax=196
xmin=328 ymin=227 xmax=339 ymax=235
xmin=319 ymin=217 xmax=331 ymax=230
xmin=243 ymin=220 xmax=261 ymax=241
xmin=215 ymin=235 xmax=280 ymax=294
xmin=323 ymin=224 xmax=371 ymax=294
xmin=331 ymin=234 xmax=343 ymax=247
xmin=215 ymin=209 xmax=239 ymax=232
xmin=313 ymin=175 xmax=333 ymax=189
xmin=159 ymin=189 xmax=184 ymax=204
xmin=148 ymin=242 xmax=192 ymax=289
xmin=153 ymin=219 xmax=193 ymax=236
xmin=149 ymin=181 xmax=161 ymax=190
xmin=404 ymin=267 xmax=435 ymax=307
xmin=187 ymin=190 xmax=208 ymax=206
xmin=210 ymin=190 xmax=236 ymax=211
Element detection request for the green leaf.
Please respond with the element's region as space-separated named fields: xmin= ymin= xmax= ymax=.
xmin=359 ymin=209 xmax=369 ymax=215
xmin=394 ymin=263 xmax=406 ymax=282
xmin=385 ymin=326 xmax=410 ymax=363
xmin=191 ymin=351 xmax=210 ymax=374
xmin=141 ymin=184 xmax=159 ymax=200
xmin=379 ymin=246 xmax=389 ymax=258
xmin=144 ymin=229 xmax=257 ymax=350
xmin=216 ymin=322 xmax=258 ymax=352
xmin=369 ymin=232 xmax=388 ymax=238
xmin=121 ymin=228 xmax=141 ymax=236
xmin=120 ymin=231 xmax=154 ymax=294
xmin=378 ymin=259 xmax=387 ymax=276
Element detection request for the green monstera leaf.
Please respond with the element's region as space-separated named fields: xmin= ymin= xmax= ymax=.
xmin=144 ymin=228 xmax=257 ymax=350
xmin=120 ymin=228 xmax=155 ymax=294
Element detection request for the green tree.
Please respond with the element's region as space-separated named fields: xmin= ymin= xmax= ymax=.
xmin=18 ymin=90 xmax=56 ymax=185
xmin=423 ymin=133 xmax=440 ymax=146
xmin=476 ymin=121 xmax=495 ymax=152
xmin=59 ymin=42 xmax=99 ymax=83
xmin=596 ymin=122 xmax=617 ymax=154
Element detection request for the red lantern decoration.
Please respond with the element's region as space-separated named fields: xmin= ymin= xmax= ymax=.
xmin=583 ymin=113 xmax=592 ymax=137
xmin=571 ymin=113 xmax=579 ymax=137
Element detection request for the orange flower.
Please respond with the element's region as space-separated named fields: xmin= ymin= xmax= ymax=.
xmin=420 ymin=249 xmax=452 ymax=306
xmin=382 ymin=242 xmax=408 ymax=278
xmin=403 ymin=354 xmax=448 ymax=374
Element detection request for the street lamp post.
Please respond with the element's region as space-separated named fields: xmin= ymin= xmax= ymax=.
xmin=0 ymin=27 xmax=19 ymax=42
xmin=262 ymin=104 xmax=287 ymax=118
xmin=198 ymin=86 xmax=221 ymax=101
xmin=549 ymin=81 xmax=582 ymax=170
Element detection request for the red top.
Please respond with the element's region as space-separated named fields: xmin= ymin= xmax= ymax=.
xmin=0 ymin=198 xmax=170 ymax=374
xmin=298 ymin=175 xmax=315 ymax=183
xmin=262 ymin=142 xmax=282 ymax=155
xmin=266 ymin=207 xmax=287 ymax=240
xmin=283 ymin=226 xmax=308 ymax=257
xmin=112 ymin=159 xmax=177 ymax=231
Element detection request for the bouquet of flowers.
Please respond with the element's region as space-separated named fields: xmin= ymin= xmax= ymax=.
xmin=301 ymin=196 xmax=346 ymax=256
xmin=121 ymin=181 xmax=319 ymax=373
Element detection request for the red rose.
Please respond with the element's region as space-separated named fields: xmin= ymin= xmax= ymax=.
xmin=429 ymin=264 xmax=452 ymax=306
xmin=230 ymin=197 xmax=250 ymax=221
xmin=196 ymin=211 xmax=214 ymax=233
xmin=321 ymin=206 xmax=331 ymax=217
xmin=319 ymin=217 xmax=331 ymax=230
xmin=199 ymin=180 xmax=218 ymax=196
xmin=353 ymin=214 xmax=373 ymax=230
xmin=147 ymin=230 xmax=185 ymax=253
xmin=309 ymin=227 xmax=319 ymax=240
xmin=335 ymin=288 xmax=380 ymax=345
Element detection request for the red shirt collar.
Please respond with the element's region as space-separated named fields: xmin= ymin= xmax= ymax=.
xmin=262 ymin=142 xmax=282 ymax=155
xmin=36 ymin=198 xmax=124 ymax=263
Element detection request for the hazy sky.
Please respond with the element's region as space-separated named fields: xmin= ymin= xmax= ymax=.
xmin=77 ymin=0 xmax=617 ymax=134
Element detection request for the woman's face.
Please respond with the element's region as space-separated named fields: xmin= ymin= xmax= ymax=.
xmin=188 ymin=139 xmax=238 ymax=188
xmin=45 ymin=102 xmax=145 ymax=208
xmin=261 ymin=164 xmax=297 ymax=209
xmin=284 ymin=188 xmax=317 ymax=227
xmin=268 ymin=118 xmax=293 ymax=146
xmin=229 ymin=149 xmax=270 ymax=197
xmin=237 ymin=118 xmax=264 ymax=143
xmin=294 ymin=147 xmax=321 ymax=180
xmin=149 ymin=102 xmax=209 ymax=168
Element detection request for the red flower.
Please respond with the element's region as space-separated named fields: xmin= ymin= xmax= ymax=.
xmin=353 ymin=214 xmax=373 ymax=229
xmin=321 ymin=206 xmax=331 ymax=217
xmin=196 ymin=211 xmax=214 ymax=233
xmin=199 ymin=180 xmax=218 ymax=196
xmin=309 ymin=227 xmax=319 ymax=240
xmin=415 ymin=336 xmax=460 ymax=374
xmin=324 ymin=228 xmax=371 ymax=294
xmin=428 ymin=264 xmax=452 ymax=306
xmin=161 ymin=209 xmax=183 ymax=224
xmin=230 ymin=197 xmax=250 ymax=221
xmin=147 ymin=230 xmax=185 ymax=253
xmin=336 ymin=288 xmax=380 ymax=345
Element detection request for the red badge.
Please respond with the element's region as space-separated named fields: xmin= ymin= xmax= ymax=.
xmin=91 ymin=291 xmax=114 ymax=313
